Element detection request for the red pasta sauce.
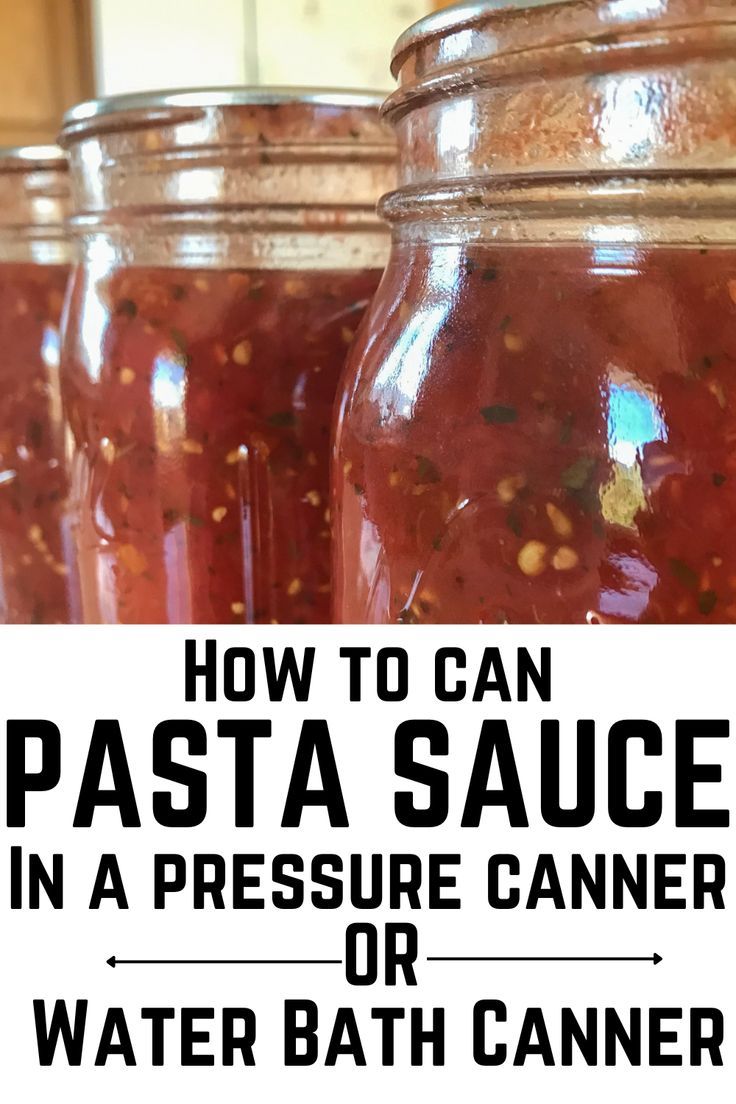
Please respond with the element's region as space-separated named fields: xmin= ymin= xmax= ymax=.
xmin=62 ymin=263 xmax=381 ymax=623
xmin=334 ymin=243 xmax=736 ymax=623
xmin=0 ymin=262 xmax=73 ymax=622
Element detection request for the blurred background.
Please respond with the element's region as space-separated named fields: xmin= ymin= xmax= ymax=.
xmin=0 ymin=0 xmax=454 ymax=146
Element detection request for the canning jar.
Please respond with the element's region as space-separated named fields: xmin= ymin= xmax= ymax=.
xmin=334 ymin=0 xmax=736 ymax=624
xmin=0 ymin=146 xmax=76 ymax=623
xmin=59 ymin=88 xmax=393 ymax=624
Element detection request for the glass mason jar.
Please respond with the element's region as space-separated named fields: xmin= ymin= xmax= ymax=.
xmin=334 ymin=0 xmax=736 ymax=624
xmin=59 ymin=88 xmax=394 ymax=624
xmin=0 ymin=146 xmax=77 ymax=623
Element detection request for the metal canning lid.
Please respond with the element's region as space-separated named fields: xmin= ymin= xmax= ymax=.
xmin=391 ymin=0 xmax=572 ymax=76
xmin=61 ymin=86 xmax=390 ymax=140
xmin=0 ymin=145 xmax=67 ymax=170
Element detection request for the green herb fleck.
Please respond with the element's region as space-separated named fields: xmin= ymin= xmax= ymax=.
xmin=687 ymin=354 xmax=714 ymax=380
xmin=559 ymin=412 xmax=574 ymax=445
xmin=499 ymin=314 xmax=512 ymax=331
xmin=353 ymin=482 xmax=365 ymax=496
xmin=164 ymin=508 xmax=204 ymax=528
xmin=506 ymin=511 xmax=523 ymax=538
xmin=481 ymin=267 xmax=498 ymax=282
xmin=116 ymin=298 xmax=137 ymax=318
xmin=416 ymin=454 xmax=441 ymax=484
xmin=712 ymin=472 xmax=727 ymax=487
xmin=267 ymin=411 xmax=297 ymax=428
xmin=669 ymin=557 xmax=698 ymax=590
xmin=27 ymin=418 xmax=43 ymax=449
xmin=431 ymin=534 xmax=443 ymax=551
xmin=561 ymin=456 xmax=596 ymax=490
xmin=481 ymin=404 xmax=517 ymax=425
xmin=698 ymin=589 xmax=718 ymax=615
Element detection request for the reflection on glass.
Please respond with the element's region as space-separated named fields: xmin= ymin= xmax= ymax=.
xmin=607 ymin=376 xmax=667 ymax=466
xmin=373 ymin=246 xmax=461 ymax=418
xmin=598 ymin=74 xmax=660 ymax=164
xmin=152 ymin=349 xmax=187 ymax=451
xmin=437 ymin=97 xmax=474 ymax=161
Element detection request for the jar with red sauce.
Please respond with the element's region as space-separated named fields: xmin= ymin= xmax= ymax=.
xmin=334 ymin=0 xmax=736 ymax=624
xmin=0 ymin=146 xmax=77 ymax=623
xmin=59 ymin=89 xmax=393 ymax=624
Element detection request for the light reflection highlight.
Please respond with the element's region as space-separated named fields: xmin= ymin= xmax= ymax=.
xmin=80 ymin=238 xmax=119 ymax=383
xmin=605 ymin=0 xmax=665 ymax=21
xmin=152 ymin=349 xmax=188 ymax=454
xmin=152 ymin=352 xmax=187 ymax=411
xmin=372 ymin=246 xmax=461 ymax=419
xmin=607 ymin=378 xmax=667 ymax=466
xmin=597 ymin=74 xmax=661 ymax=164
xmin=437 ymin=97 xmax=475 ymax=163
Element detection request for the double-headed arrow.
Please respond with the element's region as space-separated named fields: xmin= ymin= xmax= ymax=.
xmin=108 ymin=952 xmax=662 ymax=968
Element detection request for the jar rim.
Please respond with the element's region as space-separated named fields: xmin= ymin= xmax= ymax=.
xmin=61 ymin=86 xmax=390 ymax=141
xmin=390 ymin=0 xmax=564 ymax=76
xmin=0 ymin=144 xmax=67 ymax=172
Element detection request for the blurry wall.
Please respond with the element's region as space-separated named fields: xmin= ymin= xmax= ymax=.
xmin=93 ymin=0 xmax=438 ymax=96
xmin=93 ymin=0 xmax=250 ymax=94
xmin=253 ymin=1 xmax=431 ymax=90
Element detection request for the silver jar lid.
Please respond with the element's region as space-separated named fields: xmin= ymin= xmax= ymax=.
xmin=0 ymin=145 xmax=67 ymax=171
xmin=61 ymin=86 xmax=389 ymax=140
xmin=391 ymin=0 xmax=575 ymax=75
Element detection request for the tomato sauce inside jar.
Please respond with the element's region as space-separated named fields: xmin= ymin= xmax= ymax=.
xmin=63 ymin=263 xmax=380 ymax=623
xmin=336 ymin=243 xmax=736 ymax=624
xmin=0 ymin=148 xmax=75 ymax=623
xmin=333 ymin=0 xmax=736 ymax=624
xmin=60 ymin=89 xmax=394 ymax=623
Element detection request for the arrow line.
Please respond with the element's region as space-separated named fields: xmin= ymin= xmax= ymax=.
xmin=108 ymin=952 xmax=662 ymax=969
xmin=108 ymin=956 xmax=341 ymax=968
xmin=427 ymin=953 xmax=662 ymax=965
